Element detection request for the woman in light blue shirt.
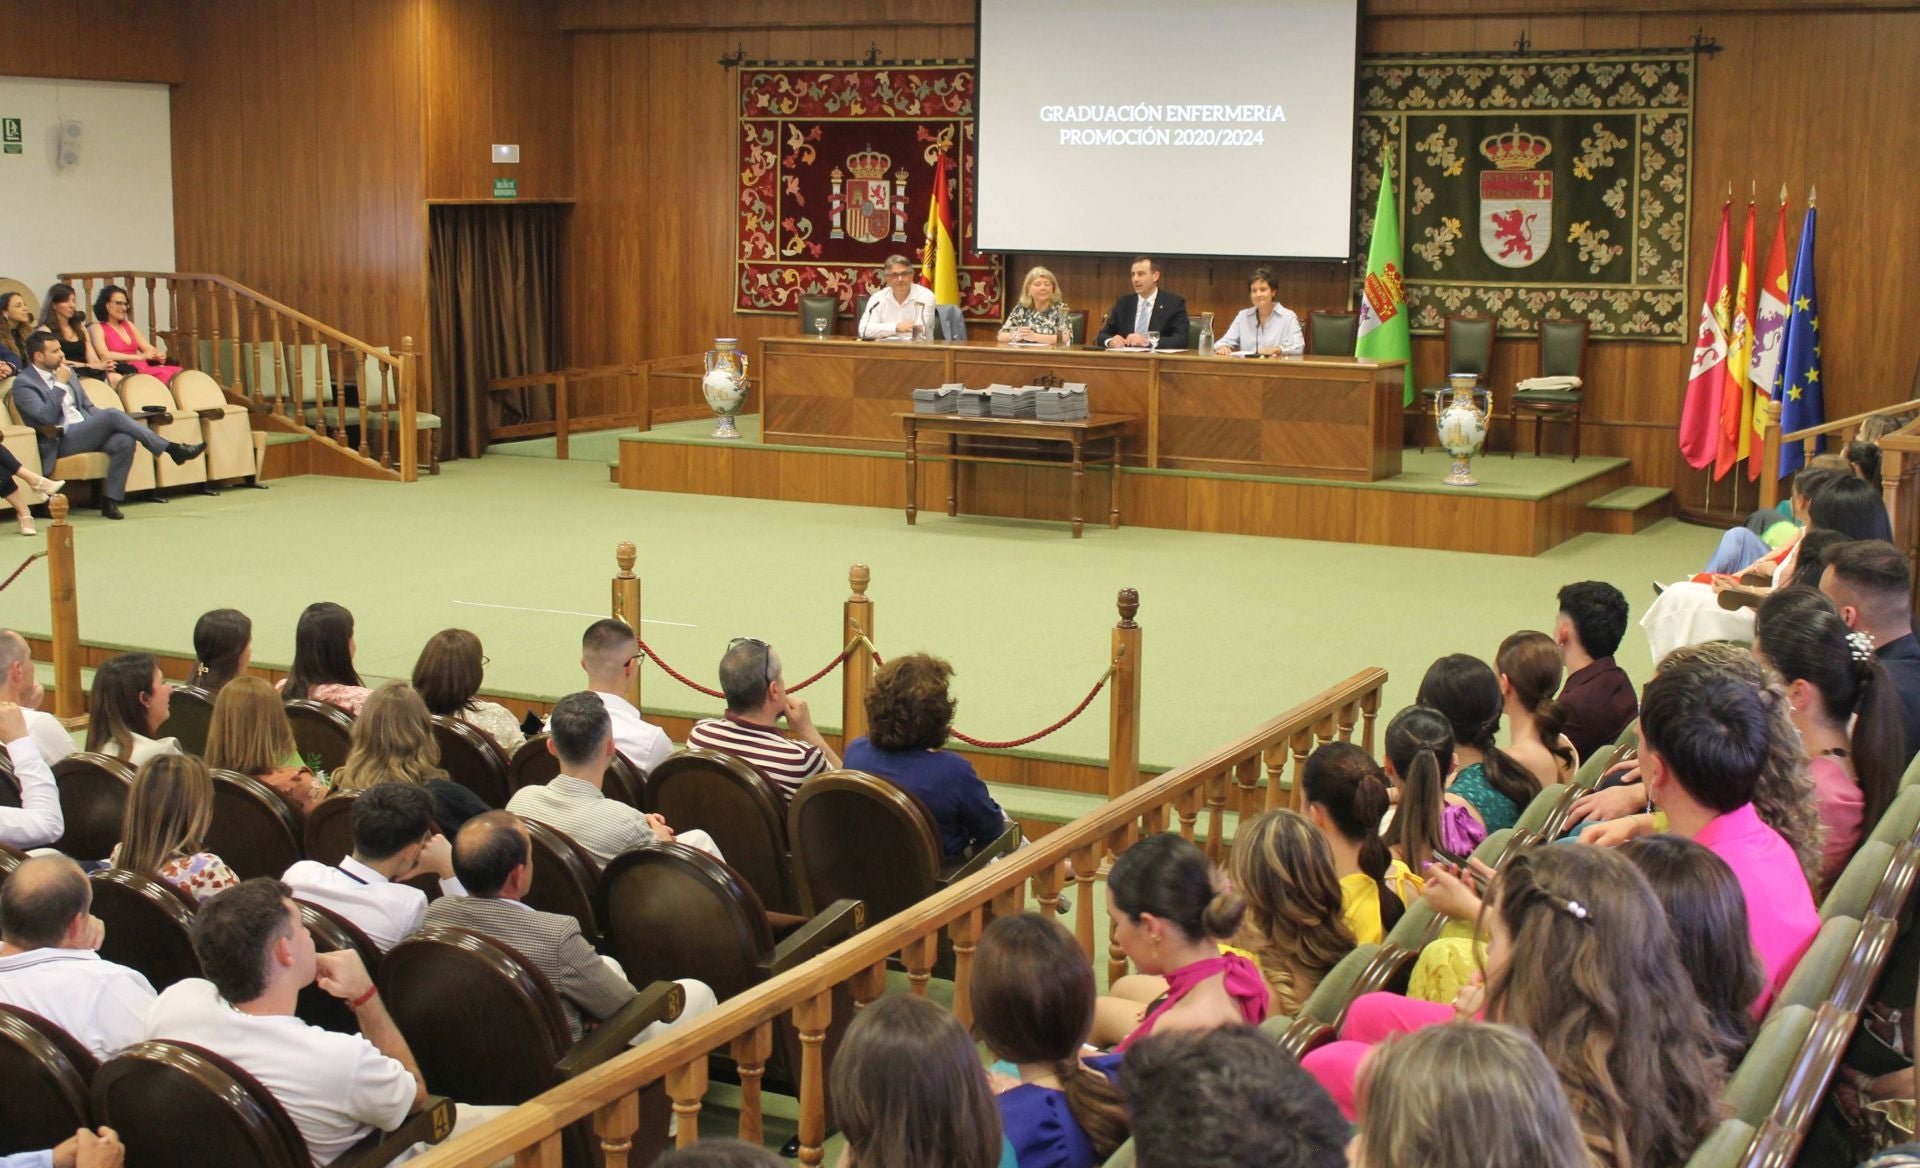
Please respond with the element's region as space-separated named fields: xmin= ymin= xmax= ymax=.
xmin=1213 ymin=267 xmax=1304 ymax=357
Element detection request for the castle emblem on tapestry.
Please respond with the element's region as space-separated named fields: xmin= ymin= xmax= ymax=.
xmin=1354 ymin=53 xmax=1695 ymax=341
xmin=736 ymin=64 xmax=1004 ymax=321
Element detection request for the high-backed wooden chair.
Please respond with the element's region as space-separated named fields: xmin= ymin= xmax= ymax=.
xmin=521 ymin=818 xmax=604 ymax=943
xmin=1508 ymin=318 xmax=1589 ymax=460
xmin=797 ymin=294 xmax=838 ymax=338
xmin=597 ymin=843 xmax=862 ymax=1100
xmin=430 ymin=715 xmax=510 ymax=808
xmin=1066 ymin=310 xmax=1088 ymax=346
xmin=1307 ymin=309 xmax=1359 ymax=357
xmin=295 ymin=900 xmax=383 ymax=1035
xmin=380 ymin=927 xmax=679 ymax=1168
xmin=158 ymin=683 xmax=217 ymax=756
xmin=507 ymin=734 xmax=646 ymax=809
xmin=206 ymin=768 xmax=304 ymax=879
xmin=303 ymin=790 xmax=359 ymax=865
xmin=89 ymin=869 xmax=199 ymax=990
xmin=52 ymin=752 xmax=136 ymax=861
xmin=116 ymin=373 xmax=209 ymax=490
xmin=1417 ymin=314 xmax=1497 ymax=452
xmin=649 ymin=747 xmax=799 ymax=914
xmin=284 ymin=699 xmax=356 ymax=774
xmin=0 ymin=1004 xmax=98 ymax=1155
xmin=95 ymin=1039 xmax=452 ymax=1168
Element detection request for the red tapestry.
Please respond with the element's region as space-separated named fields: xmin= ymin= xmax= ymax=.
xmin=736 ymin=64 xmax=1004 ymax=322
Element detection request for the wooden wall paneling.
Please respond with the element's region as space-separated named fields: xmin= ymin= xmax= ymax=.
xmin=422 ymin=0 xmax=575 ymax=201
xmin=0 ymin=4 xmax=186 ymax=82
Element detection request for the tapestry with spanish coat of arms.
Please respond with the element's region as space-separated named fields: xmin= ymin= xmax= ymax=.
xmin=736 ymin=63 xmax=1004 ymax=322
xmin=1354 ymin=53 xmax=1695 ymax=341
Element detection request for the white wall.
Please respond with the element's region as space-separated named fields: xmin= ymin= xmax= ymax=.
xmin=0 ymin=76 xmax=175 ymax=322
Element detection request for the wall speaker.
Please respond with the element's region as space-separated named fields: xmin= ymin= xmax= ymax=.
xmin=59 ymin=120 xmax=82 ymax=169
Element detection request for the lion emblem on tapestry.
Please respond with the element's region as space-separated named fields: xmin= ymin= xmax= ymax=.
xmin=1353 ymin=53 xmax=1695 ymax=341
xmin=736 ymin=63 xmax=1005 ymax=322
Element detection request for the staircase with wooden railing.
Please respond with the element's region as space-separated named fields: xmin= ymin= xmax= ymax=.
xmin=58 ymin=271 xmax=424 ymax=482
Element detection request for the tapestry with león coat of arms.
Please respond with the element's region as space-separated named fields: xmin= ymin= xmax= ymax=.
xmin=736 ymin=64 xmax=1004 ymax=321
xmin=1354 ymin=53 xmax=1694 ymax=341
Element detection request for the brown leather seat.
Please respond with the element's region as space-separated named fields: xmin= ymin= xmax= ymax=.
xmin=284 ymin=699 xmax=356 ymax=774
xmin=521 ymin=818 xmax=604 ymax=943
xmin=52 ymin=752 xmax=136 ymax=862
xmin=158 ymin=684 xmax=217 ymax=756
xmin=430 ymin=715 xmax=510 ymax=808
xmin=90 ymin=869 xmax=200 ymax=990
xmin=507 ymin=734 xmax=645 ymax=809
xmin=95 ymin=1039 xmax=452 ymax=1168
xmin=597 ymin=843 xmax=862 ymax=1103
xmin=380 ymin=926 xmax=680 ymax=1168
xmin=295 ymin=899 xmax=383 ymax=1035
xmin=303 ymin=790 xmax=359 ymax=865
xmin=206 ymin=768 xmax=304 ymax=879
xmin=0 ymin=1004 xmax=97 ymax=1155
xmin=649 ymin=747 xmax=799 ymax=914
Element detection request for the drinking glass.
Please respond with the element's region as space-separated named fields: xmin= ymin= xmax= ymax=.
xmin=813 ymin=317 xmax=828 ymax=341
xmin=1145 ymin=330 xmax=1161 ymax=351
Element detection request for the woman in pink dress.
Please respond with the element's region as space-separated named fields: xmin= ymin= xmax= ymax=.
xmin=89 ymin=284 xmax=181 ymax=384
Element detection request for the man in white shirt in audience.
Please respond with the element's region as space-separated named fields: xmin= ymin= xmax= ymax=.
xmin=579 ymin=618 xmax=673 ymax=775
xmin=0 ymin=631 xmax=76 ymax=765
xmin=686 ymin=637 xmax=837 ymax=806
xmin=0 ymin=856 xmax=155 ymax=1060
xmin=509 ymin=693 xmax=721 ymax=866
xmin=0 ymin=702 xmax=61 ymax=850
xmin=857 ymin=254 xmax=936 ymax=340
xmin=143 ymin=879 xmax=509 ymax=1166
xmin=282 ymin=783 xmax=465 ymax=952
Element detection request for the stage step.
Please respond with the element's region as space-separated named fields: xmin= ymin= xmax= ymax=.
xmin=1586 ymin=485 xmax=1675 ymax=534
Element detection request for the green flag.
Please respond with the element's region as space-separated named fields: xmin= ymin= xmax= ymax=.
xmin=1355 ymin=157 xmax=1413 ymax=405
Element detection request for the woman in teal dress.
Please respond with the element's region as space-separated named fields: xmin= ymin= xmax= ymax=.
xmin=1415 ymin=654 xmax=1541 ymax=832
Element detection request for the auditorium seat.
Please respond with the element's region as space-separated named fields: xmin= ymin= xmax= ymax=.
xmin=0 ymin=840 xmax=24 ymax=885
xmin=521 ymin=818 xmax=604 ymax=943
xmin=303 ymin=790 xmax=359 ymax=864
xmin=1770 ymin=915 xmax=1862 ymax=1016
xmin=597 ymin=842 xmax=861 ymax=1102
xmin=0 ymin=1004 xmax=97 ymax=1156
xmin=159 ymin=683 xmax=217 ymax=756
xmin=0 ymin=376 xmax=111 ymax=493
xmin=95 ymin=1038 xmax=452 ymax=1168
xmin=379 ymin=926 xmax=678 ymax=1168
xmin=284 ymin=699 xmax=356 ymax=774
xmin=1508 ymin=318 xmax=1589 ymax=461
xmin=1722 ymin=1004 xmax=1815 ymax=1129
xmin=797 ymin=294 xmax=838 ymax=338
xmin=89 ymin=869 xmax=200 ymax=991
xmin=295 ymin=900 xmax=382 ymax=1034
xmin=1416 ymin=314 xmax=1496 ymax=452
xmin=1868 ymin=785 xmax=1920 ymax=850
xmin=170 ymin=369 xmax=266 ymax=484
xmin=1822 ymin=840 xmax=1897 ymax=922
xmin=52 ymin=752 xmax=136 ymax=862
xmin=649 ymin=747 xmax=799 ymax=914
xmin=205 ymin=768 xmax=304 ymax=879
xmin=430 ymin=715 xmax=511 ymax=808
xmin=1571 ymin=733 xmax=1635 ymax=789
xmin=1306 ymin=310 xmax=1358 ymax=357
xmin=117 ymin=373 xmax=210 ymax=491
xmin=1682 ymin=1119 xmax=1757 ymax=1168
xmin=1512 ymin=782 xmax=1569 ymax=836
xmin=1257 ymin=943 xmax=1381 ymax=1054
xmin=81 ymin=379 xmax=158 ymax=496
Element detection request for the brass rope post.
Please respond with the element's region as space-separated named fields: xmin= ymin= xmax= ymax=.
xmin=1107 ymin=588 xmax=1142 ymax=802
xmin=613 ymin=542 xmax=643 ymax=712
xmin=46 ymin=497 xmax=81 ymax=719
xmin=841 ymin=564 xmax=874 ymax=745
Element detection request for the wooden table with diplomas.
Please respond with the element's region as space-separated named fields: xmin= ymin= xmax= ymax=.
xmin=898 ymin=412 xmax=1130 ymax=538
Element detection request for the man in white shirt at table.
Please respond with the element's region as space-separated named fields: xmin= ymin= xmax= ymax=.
xmin=858 ymin=254 xmax=937 ymax=341
xmin=0 ymin=855 xmax=156 ymax=1060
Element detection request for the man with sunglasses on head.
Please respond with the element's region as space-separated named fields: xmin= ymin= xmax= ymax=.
xmin=687 ymin=636 xmax=840 ymax=805
xmin=578 ymin=618 xmax=673 ymax=775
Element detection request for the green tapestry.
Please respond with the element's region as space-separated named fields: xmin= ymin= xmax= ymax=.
xmin=1354 ymin=53 xmax=1695 ymax=342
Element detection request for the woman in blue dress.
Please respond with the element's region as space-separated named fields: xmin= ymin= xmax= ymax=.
xmin=971 ymin=913 xmax=1130 ymax=1168
xmin=1414 ymin=654 xmax=1542 ymax=832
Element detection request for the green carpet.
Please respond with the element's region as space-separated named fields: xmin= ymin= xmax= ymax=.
xmin=0 ymin=454 xmax=1715 ymax=771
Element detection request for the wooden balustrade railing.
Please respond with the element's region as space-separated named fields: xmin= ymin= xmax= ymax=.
xmin=404 ymin=649 xmax=1389 ymax=1168
xmin=1757 ymin=395 xmax=1920 ymax=510
xmin=56 ymin=270 xmax=422 ymax=482
xmin=486 ymin=364 xmax=650 ymax=458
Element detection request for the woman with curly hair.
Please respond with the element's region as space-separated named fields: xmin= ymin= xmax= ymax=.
xmin=844 ymin=653 xmax=1009 ymax=864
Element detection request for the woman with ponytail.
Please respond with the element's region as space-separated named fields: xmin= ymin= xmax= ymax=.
xmin=1416 ymin=655 xmax=1543 ymax=832
xmin=972 ymin=913 xmax=1130 ymax=1168
xmin=1091 ymin=832 xmax=1265 ymax=1048
xmin=1300 ymin=744 xmax=1412 ymax=942
xmin=1495 ymin=631 xmax=1577 ymax=786
xmin=1381 ymin=706 xmax=1483 ymax=868
xmin=1755 ymin=587 xmax=1904 ymax=884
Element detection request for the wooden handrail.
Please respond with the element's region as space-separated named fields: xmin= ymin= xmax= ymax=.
xmin=404 ymin=661 xmax=1390 ymax=1168
xmin=58 ymin=271 xmax=399 ymax=358
xmin=1784 ymin=398 xmax=1920 ymax=444
xmin=487 ymin=363 xmax=644 ymax=391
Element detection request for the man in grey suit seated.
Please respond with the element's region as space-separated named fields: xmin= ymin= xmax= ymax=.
xmin=422 ymin=811 xmax=717 ymax=1044
xmin=10 ymin=330 xmax=204 ymax=520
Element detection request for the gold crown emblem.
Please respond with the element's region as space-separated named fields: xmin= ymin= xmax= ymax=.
xmin=846 ymin=146 xmax=892 ymax=180
xmin=1479 ymin=124 xmax=1552 ymax=171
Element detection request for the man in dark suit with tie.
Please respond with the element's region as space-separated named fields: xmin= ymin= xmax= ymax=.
xmin=1096 ymin=256 xmax=1190 ymax=350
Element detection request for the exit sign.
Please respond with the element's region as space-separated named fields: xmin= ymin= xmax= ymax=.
xmin=2 ymin=118 xmax=20 ymax=155
xmin=493 ymin=178 xmax=518 ymax=199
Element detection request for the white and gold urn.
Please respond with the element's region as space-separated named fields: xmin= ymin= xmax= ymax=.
xmin=1433 ymin=372 xmax=1491 ymax=486
xmin=701 ymin=338 xmax=751 ymax=440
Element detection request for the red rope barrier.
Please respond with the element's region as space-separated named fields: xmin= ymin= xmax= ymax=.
xmin=0 ymin=552 xmax=45 ymax=595
xmin=949 ymin=670 xmax=1111 ymax=750
xmin=786 ymin=648 xmax=851 ymax=693
xmin=633 ymin=637 xmax=725 ymax=699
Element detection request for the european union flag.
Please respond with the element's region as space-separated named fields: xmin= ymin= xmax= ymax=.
xmin=1777 ymin=204 xmax=1823 ymax=476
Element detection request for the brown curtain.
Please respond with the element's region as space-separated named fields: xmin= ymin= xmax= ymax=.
xmin=428 ymin=204 xmax=565 ymax=459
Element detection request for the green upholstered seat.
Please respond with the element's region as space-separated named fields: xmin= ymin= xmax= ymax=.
xmin=1683 ymin=1119 xmax=1757 ymax=1168
xmin=1723 ymin=1004 xmax=1814 ymax=1128
xmin=1307 ymin=310 xmax=1358 ymax=356
xmin=1514 ymin=783 xmax=1567 ymax=835
xmin=1875 ymin=786 xmax=1920 ymax=849
xmin=1295 ymin=942 xmax=1381 ymax=1025
xmin=1822 ymin=840 xmax=1894 ymax=922
xmin=1510 ymin=388 xmax=1581 ymax=404
xmin=796 ymin=294 xmax=837 ymax=338
xmin=1770 ymin=915 xmax=1861 ymax=1016
xmin=1382 ymin=899 xmax=1437 ymax=951
xmin=1102 ymin=1138 xmax=1135 ymax=1168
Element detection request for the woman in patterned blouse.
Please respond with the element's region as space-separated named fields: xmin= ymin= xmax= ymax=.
xmin=997 ymin=267 xmax=1073 ymax=345
xmin=110 ymin=754 xmax=240 ymax=904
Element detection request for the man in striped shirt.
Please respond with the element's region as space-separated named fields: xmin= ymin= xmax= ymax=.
xmin=686 ymin=638 xmax=839 ymax=805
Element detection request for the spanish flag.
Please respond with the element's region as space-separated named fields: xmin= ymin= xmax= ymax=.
xmin=1714 ymin=197 xmax=1756 ymax=481
xmin=919 ymin=153 xmax=961 ymax=307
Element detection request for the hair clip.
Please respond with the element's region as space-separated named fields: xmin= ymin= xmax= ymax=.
xmin=1849 ymin=630 xmax=1876 ymax=663
xmin=1561 ymin=899 xmax=1589 ymax=920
